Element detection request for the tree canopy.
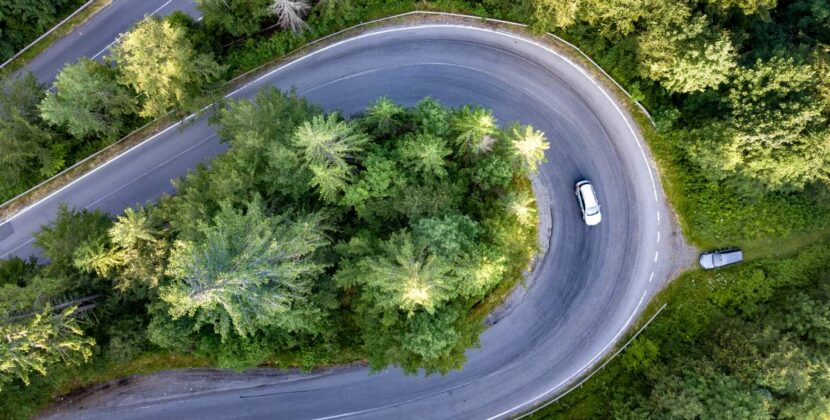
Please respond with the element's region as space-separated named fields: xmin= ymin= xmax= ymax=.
xmin=110 ymin=17 xmax=226 ymax=117
xmin=144 ymin=90 xmax=544 ymax=373
xmin=39 ymin=58 xmax=137 ymax=140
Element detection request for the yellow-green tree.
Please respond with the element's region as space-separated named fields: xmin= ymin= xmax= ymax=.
xmin=0 ymin=305 xmax=94 ymax=392
xmin=110 ymin=17 xmax=225 ymax=118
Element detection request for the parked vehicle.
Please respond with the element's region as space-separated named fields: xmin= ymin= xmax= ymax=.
xmin=699 ymin=248 xmax=743 ymax=269
xmin=575 ymin=180 xmax=601 ymax=226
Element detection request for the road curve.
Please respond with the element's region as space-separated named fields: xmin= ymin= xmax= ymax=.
xmin=22 ymin=0 xmax=199 ymax=83
xmin=12 ymin=24 xmax=685 ymax=419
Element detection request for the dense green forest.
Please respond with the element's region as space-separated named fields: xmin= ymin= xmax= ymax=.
xmin=0 ymin=0 xmax=828 ymax=418
xmin=0 ymin=92 xmax=543 ymax=417
xmin=0 ymin=0 xmax=86 ymax=63
xmin=544 ymin=241 xmax=830 ymax=418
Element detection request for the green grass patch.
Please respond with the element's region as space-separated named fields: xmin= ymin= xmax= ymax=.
xmin=536 ymin=240 xmax=830 ymax=418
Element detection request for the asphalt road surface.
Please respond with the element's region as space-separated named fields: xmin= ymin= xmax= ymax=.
xmin=23 ymin=0 xmax=199 ymax=83
xmin=5 ymin=24 xmax=689 ymax=419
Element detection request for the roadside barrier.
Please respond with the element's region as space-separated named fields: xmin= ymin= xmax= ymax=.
xmin=522 ymin=303 xmax=668 ymax=418
xmin=0 ymin=11 xmax=656 ymax=225
xmin=0 ymin=0 xmax=97 ymax=70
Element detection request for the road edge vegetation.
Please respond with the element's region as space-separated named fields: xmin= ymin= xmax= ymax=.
xmin=0 ymin=0 xmax=112 ymax=74
xmin=5 ymin=3 xmax=827 ymax=419
xmin=0 ymin=10 xmax=676 ymax=418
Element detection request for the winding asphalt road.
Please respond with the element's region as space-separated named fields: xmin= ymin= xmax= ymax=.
xmin=4 ymin=22 xmax=688 ymax=419
xmin=22 ymin=0 xmax=199 ymax=83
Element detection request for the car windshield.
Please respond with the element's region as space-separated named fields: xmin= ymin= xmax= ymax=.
xmin=587 ymin=206 xmax=600 ymax=216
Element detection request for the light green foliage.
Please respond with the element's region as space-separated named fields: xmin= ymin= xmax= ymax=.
xmin=510 ymin=124 xmax=549 ymax=173
xmin=293 ymin=113 xmax=368 ymax=202
xmin=687 ymin=57 xmax=830 ymax=191
xmin=530 ymin=0 xmax=579 ymax=32
xmin=702 ymin=0 xmax=777 ymax=15
xmin=363 ymin=96 xmax=405 ymax=138
xmin=104 ymin=206 xmax=169 ymax=292
xmin=452 ymin=105 xmax=498 ymax=156
xmin=196 ymin=0 xmax=272 ymax=36
xmin=637 ymin=12 xmax=737 ymax=93
xmin=39 ymin=58 xmax=137 ymax=140
xmin=34 ymin=205 xmax=112 ymax=273
xmin=111 ymin=17 xmax=226 ymax=117
xmin=502 ymin=189 xmax=537 ymax=226
xmin=162 ymin=198 xmax=328 ymax=340
xmin=577 ymin=0 xmax=649 ymax=39
xmin=397 ymin=133 xmax=451 ymax=178
xmin=337 ymin=232 xmax=458 ymax=315
xmin=0 ymin=305 xmax=94 ymax=392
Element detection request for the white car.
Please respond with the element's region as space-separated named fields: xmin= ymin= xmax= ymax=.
xmin=575 ymin=180 xmax=601 ymax=226
xmin=699 ymin=249 xmax=743 ymax=269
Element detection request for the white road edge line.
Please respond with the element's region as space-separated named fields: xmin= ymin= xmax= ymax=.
xmin=484 ymin=289 xmax=649 ymax=420
xmin=1 ymin=238 xmax=35 ymax=260
xmin=305 ymin=26 xmax=660 ymax=420
xmin=90 ymin=0 xmax=175 ymax=60
xmin=4 ymin=25 xmax=662 ymax=420
xmin=84 ymin=134 xmax=218 ymax=209
xmin=1 ymin=120 xmax=184 ymax=226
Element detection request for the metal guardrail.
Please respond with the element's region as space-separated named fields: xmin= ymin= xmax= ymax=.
xmin=0 ymin=10 xmax=657 ymax=220
xmin=521 ymin=303 xmax=669 ymax=418
xmin=0 ymin=0 xmax=97 ymax=70
xmin=0 ymin=10 xmax=666 ymax=415
xmin=224 ymin=11 xmax=657 ymax=129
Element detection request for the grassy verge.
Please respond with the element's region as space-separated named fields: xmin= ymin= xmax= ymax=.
xmin=5 ymin=5 xmax=826 ymax=418
xmin=0 ymin=0 xmax=112 ymax=75
xmin=535 ymin=240 xmax=830 ymax=418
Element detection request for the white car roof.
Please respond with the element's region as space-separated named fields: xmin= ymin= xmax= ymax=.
xmin=579 ymin=184 xmax=599 ymax=208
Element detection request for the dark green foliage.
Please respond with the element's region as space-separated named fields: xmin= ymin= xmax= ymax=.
xmin=0 ymin=73 xmax=65 ymax=200
xmin=163 ymin=92 xmax=542 ymax=373
xmin=196 ymin=0 xmax=272 ymax=37
xmin=33 ymin=205 xmax=112 ymax=275
xmin=545 ymin=243 xmax=830 ymax=418
xmin=39 ymin=58 xmax=137 ymax=141
xmin=0 ymin=0 xmax=85 ymax=62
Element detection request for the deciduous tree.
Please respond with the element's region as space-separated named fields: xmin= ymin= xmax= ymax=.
xmin=110 ymin=17 xmax=225 ymax=117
